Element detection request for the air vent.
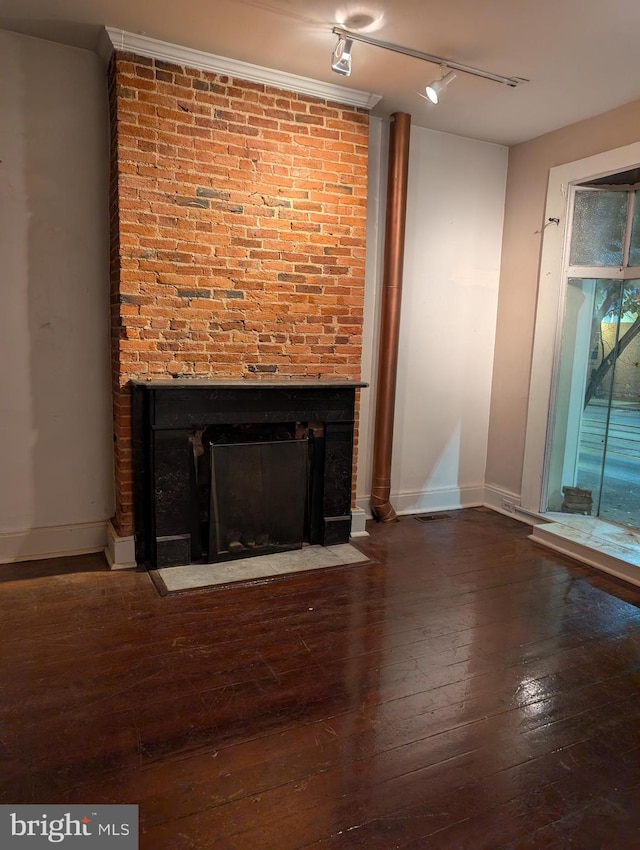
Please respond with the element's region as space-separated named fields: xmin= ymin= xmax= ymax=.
xmin=415 ymin=513 xmax=453 ymax=523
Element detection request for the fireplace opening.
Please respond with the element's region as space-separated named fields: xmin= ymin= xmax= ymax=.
xmin=191 ymin=422 xmax=317 ymax=563
xmin=209 ymin=436 xmax=308 ymax=561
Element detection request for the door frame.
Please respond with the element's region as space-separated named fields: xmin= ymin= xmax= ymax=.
xmin=521 ymin=140 xmax=640 ymax=514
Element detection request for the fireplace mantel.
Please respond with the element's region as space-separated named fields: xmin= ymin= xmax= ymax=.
xmin=130 ymin=379 xmax=367 ymax=389
xmin=131 ymin=379 xmax=367 ymax=568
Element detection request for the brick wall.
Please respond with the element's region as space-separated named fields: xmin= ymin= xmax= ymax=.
xmin=108 ymin=51 xmax=369 ymax=537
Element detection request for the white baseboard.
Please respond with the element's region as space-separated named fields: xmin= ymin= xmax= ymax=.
xmin=354 ymin=499 xmax=374 ymax=520
xmin=105 ymin=521 xmax=137 ymax=570
xmin=395 ymin=485 xmax=485 ymax=515
xmin=355 ymin=484 xmax=485 ymax=519
xmin=0 ymin=521 xmax=108 ymax=564
xmin=349 ymin=506 xmax=369 ymax=537
xmin=482 ymin=483 xmax=529 ymax=524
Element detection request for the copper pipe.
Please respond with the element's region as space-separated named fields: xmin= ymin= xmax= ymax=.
xmin=370 ymin=112 xmax=411 ymax=522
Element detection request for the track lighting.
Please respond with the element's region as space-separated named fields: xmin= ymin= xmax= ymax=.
xmin=423 ymin=67 xmax=457 ymax=104
xmin=331 ymin=36 xmax=353 ymax=76
xmin=330 ymin=26 xmax=527 ymax=103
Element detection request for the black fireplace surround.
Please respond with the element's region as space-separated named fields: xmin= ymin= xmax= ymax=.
xmin=131 ymin=379 xmax=365 ymax=569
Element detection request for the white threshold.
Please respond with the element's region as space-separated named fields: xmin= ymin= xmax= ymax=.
xmin=530 ymin=513 xmax=640 ymax=588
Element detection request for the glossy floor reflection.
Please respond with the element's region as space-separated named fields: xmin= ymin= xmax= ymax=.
xmin=1 ymin=508 xmax=639 ymax=848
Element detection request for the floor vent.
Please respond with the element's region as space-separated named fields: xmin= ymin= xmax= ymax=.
xmin=415 ymin=513 xmax=453 ymax=523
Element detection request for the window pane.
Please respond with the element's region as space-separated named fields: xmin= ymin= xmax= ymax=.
xmin=569 ymin=190 xmax=626 ymax=266
xmin=629 ymin=191 xmax=640 ymax=266
xmin=598 ymin=279 xmax=640 ymax=528
xmin=545 ymin=278 xmax=620 ymax=513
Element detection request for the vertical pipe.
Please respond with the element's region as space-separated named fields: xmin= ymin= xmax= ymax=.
xmin=370 ymin=112 xmax=411 ymax=522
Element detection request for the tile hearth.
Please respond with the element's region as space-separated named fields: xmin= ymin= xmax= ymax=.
xmin=152 ymin=543 xmax=369 ymax=594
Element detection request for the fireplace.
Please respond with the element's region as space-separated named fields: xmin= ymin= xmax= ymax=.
xmin=208 ymin=430 xmax=308 ymax=560
xmin=131 ymin=379 xmax=365 ymax=569
xmin=105 ymin=52 xmax=369 ymax=558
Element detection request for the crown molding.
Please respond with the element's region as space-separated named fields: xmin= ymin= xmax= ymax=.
xmin=99 ymin=28 xmax=382 ymax=110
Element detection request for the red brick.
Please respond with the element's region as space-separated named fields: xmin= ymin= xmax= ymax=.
xmin=108 ymin=54 xmax=368 ymax=527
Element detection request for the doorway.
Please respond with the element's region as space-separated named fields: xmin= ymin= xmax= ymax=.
xmin=521 ymin=142 xmax=640 ymax=579
xmin=544 ymin=175 xmax=640 ymax=530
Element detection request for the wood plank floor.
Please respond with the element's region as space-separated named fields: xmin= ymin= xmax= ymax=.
xmin=1 ymin=508 xmax=639 ymax=848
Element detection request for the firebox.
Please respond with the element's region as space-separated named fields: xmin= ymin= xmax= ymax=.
xmin=131 ymin=379 xmax=365 ymax=569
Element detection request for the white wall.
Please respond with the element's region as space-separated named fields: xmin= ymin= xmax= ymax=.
xmin=0 ymin=30 xmax=113 ymax=562
xmin=357 ymin=118 xmax=508 ymax=515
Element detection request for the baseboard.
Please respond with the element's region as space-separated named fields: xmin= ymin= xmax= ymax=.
xmin=105 ymin=521 xmax=137 ymax=570
xmin=483 ymin=483 xmax=539 ymax=525
xmin=352 ymin=484 xmax=545 ymax=526
xmin=355 ymin=485 xmax=485 ymax=519
xmin=349 ymin=506 xmax=369 ymax=538
xmin=0 ymin=521 xmax=108 ymax=564
xmin=354 ymin=498 xmax=374 ymax=520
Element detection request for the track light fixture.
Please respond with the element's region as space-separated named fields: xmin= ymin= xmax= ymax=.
xmin=422 ymin=66 xmax=457 ymax=104
xmin=331 ymin=36 xmax=353 ymax=76
xmin=330 ymin=26 xmax=527 ymax=103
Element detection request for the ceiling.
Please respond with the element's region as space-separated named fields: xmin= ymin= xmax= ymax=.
xmin=3 ymin=0 xmax=640 ymax=146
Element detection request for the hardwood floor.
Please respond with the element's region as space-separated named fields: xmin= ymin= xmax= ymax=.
xmin=1 ymin=508 xmax=639 ymax=848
